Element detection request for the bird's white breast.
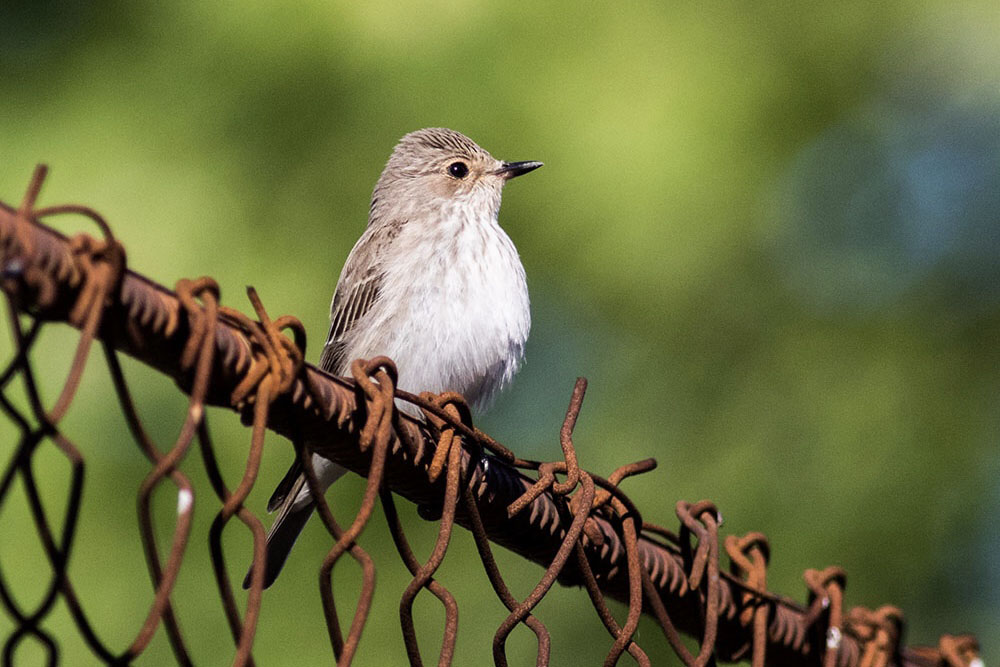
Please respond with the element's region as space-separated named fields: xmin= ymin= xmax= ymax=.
xmin=340 ymin=201 xmax=530 ymax=412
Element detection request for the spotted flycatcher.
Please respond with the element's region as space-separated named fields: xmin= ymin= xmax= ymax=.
xmin=249 ymin=128 xmax=540 ymax=587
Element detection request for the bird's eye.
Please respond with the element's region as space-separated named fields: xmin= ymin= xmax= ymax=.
xmin=448 ymin=161 xmax=469 ymax=179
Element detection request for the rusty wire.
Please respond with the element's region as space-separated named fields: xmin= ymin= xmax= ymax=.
xmin=0 ymin=167 xmax=984 ymax=666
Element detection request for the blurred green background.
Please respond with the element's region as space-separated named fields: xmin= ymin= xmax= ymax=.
xmin=2 ymin=1 xmax=998 ymax=664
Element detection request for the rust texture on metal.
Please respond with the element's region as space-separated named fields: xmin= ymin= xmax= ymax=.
xmin=0 ymin=167 xmax=982 ymax=666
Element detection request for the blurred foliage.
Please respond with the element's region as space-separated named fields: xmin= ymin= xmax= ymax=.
xmin=1 ymin=0 xmax=998 ymax=664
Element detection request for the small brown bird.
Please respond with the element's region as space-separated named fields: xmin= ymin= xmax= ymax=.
xmin=248 ymin=128 xmax=541 ymax=587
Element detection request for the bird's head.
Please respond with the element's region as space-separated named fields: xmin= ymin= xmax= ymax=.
xmin=371 ymin=128 xmax=541 ymax=223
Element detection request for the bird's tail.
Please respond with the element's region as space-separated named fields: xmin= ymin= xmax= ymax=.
xmin=243 ymin=457 xmax=348 ymax=589
xmin=243 ymin=473 xmax=315 ymax=589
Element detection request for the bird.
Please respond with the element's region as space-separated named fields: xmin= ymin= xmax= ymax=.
xmin=246 ymin=128 xmax=541 ymax=588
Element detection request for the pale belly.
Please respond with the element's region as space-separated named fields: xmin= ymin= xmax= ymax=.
xmin=339 ymin=228 xmax=529 ymax=412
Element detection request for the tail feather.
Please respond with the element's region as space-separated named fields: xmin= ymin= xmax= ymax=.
xmin=244 ymin=476 xmax=313 ymax=589
xmin=246 ymin=458 xmax=349 ymax=589
xmin=267 ymin=460 xmax=304 ymax=512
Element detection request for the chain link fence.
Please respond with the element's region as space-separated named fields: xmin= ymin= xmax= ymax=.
xmin=0 ymin=167 xmax=982 ymax=666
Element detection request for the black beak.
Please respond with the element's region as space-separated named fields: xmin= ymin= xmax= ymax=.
xmin=494 ymin=161 xmax=543 ymax=180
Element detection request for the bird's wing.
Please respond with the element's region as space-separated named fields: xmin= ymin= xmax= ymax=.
xmin=318 ymin=271 xmax=382 ymax=373
xmin=317 ymin=221 xmax=398 ymax=375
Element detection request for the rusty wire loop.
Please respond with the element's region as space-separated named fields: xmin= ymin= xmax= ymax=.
xmin=506 ymin=378 xmax=588 ymax=518
xmin=104 ymin=342 xmax=194 ymax=665
xmin=845 ymin=606 xmax=905 ymax=667
xmin=937 ymin=636 xmax=982 ymax=667
xmin=394 ymin=391 xmax=470 ymax=666
xmin=312 ymin=357 xmax=399 ymax=665
xmin=466 ymin=484 xmax=554 ymax=664
xmin=110 ymin=279 xmax=220 ymax=666
xmin=591 ymin=468 xmax=652 ymax=667
xmin=677 ymin=500 xmax=723 ymax=666
xmin=724 ymin=532 xmax=771 ymax=667
xmin=491 ymin=379 xmax=599 ymax=666
xmin=496 ymin=464 xmax=596 ymax=666
xmin=0 ymin=168 xmax=985 ymax=667
xmin=802 ymin=566 xmax=848 ymax=666
xmin=297 ymin=436 xmax=374 ymax=662
xmin=213 ymin=284 xmax=314 ymax=666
